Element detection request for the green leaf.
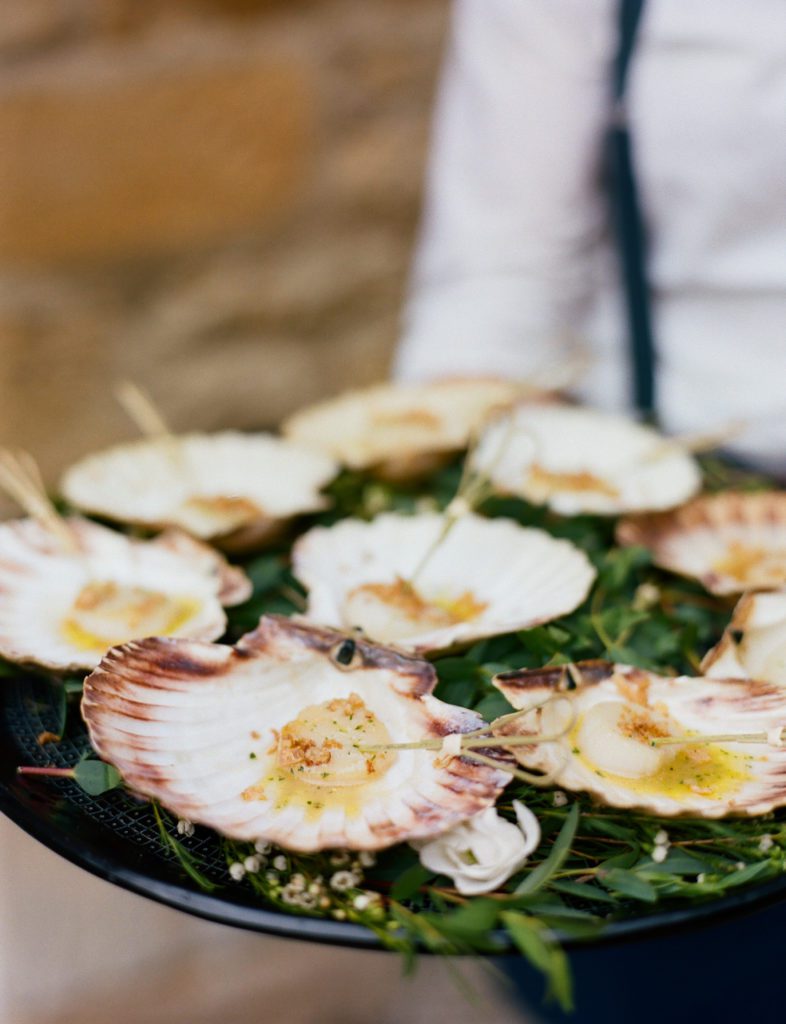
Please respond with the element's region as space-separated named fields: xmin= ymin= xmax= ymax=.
xmin=600 ymin=868 xmax=658 ymax=903
xmin=549 ymin=879 xmax=618 ymax=905
xmin=73 ymin=760 xmax=123 ymax=796
xmin=640 ymin=851 xmax=709 ymax=876
xmin=244 ymin=554 xmax=285 ymax=593
xmin=424 ymin=899 xmax=499 ymax=942
xmin=515 ymin=803 xmax=580 ymax=896
xmin=390 ymin=863 xmax=432 ymax=901
xmin=433 ymin=676 xmax=477 ymax=709
xmin=715 ymin=861 xmax=772 ymax=890
xmin=473 ymin=691 xmax=513 ymax=721
xmin=501 ymin=912 xmax=574 ymax=1012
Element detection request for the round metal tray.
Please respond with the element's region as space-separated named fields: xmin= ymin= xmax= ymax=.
xmin=4 ymin=670 xmax=786 ymax=952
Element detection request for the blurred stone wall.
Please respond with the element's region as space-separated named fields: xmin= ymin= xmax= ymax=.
xmin=0 ymin=0 xmax=450 ymax=485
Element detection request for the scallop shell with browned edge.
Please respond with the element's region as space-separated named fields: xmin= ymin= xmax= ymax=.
xmin=0 ymin=517 xmax=251 ymax=673
xmin=282 ymin=379 xmax=520 ymax=482
xmin=292 ymin=512 xmax=596 ymax=654
xmin=493 ymin=661 xmax=786 ymax=817
xmin=472 ymin=404 xmax=701 ymax=516
xmin=618 ymin=492 xmax=786 ymax=595
xmin=82 ymin=616 xmax=511 ymax=852
xmin=703 ymin=590 xmax=786 ymax=687
xmin=61 ymin=432 xmax=338 ymax=551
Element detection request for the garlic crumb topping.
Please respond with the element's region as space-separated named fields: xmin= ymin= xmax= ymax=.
xmin=276 ymin=694 xmax=396 ymax=788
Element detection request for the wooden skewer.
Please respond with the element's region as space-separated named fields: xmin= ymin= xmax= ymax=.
xmin=0 ymin=449 xmax=79 ymax=553
xmin=114 ymin=380 xmax=191 ymax=484
xmin=642 ymin=419 xmax=747 ymax=463
xmin=517 ymin=341 xmax=594 ymax=397
xmin=115 ymin=381 xmax=173 ymax=440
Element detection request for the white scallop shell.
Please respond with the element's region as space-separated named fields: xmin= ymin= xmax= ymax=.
xmin=61 ymin=432 xmax=338 ymax=549
xmin=618 ymin=492 xmax=786 ymax=595
xmin=82 ymin=616 xmax=511 ymax=852
xmin=472 ymin=404 xmax=701 ymax=516
xmin=282 ymin=379 xmax=520 ymax=480
xmin=292 ymin=512 xmax=596 ymax=654
xmin=493 ymin=661 xmax=786 ymax=817
xmin=703 ymin=591 xmax=786 ymax=687
xmin=0 ymin=517 xmax=251 ymax=673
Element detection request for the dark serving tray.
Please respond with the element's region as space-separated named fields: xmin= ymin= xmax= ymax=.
xmin=4 ymin=671 xmax=786 ymax=953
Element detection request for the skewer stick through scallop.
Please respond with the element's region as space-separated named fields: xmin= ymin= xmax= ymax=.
xmin=0 ymin=449 xmax=79 ymax=553
xmin=115 ymin=381 xmax=172 ymax=440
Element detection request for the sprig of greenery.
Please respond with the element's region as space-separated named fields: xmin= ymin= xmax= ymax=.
xmin=70 ymin=455 xmax=786 ymax=1005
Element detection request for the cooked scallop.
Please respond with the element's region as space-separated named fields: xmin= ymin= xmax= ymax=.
xmin=0 ymin=517 xmax=250 ymax=673
xmin=282 ymin=379 xmax=521 ymax=481
xmin=472 ymin=404 xmax=701 ymax=516
xmin=618 ymin=492 xmax=786 ymax=595
xmin=292 ymin=512 xmax=596 ymax=654
xmin=703 ymin=590 xmax=786 ymax=687
xmin=61 ymin=432 xmax=338 ymax=551
xmin=82 ymin=615 xmax=511 ymax=852
xmin=492 ymin=660 xmax=786 ymax=817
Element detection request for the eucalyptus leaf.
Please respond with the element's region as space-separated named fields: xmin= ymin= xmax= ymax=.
xmin=600 ymin=868 xmax=658 ymax=903
xmin=390 ymin=863 xmax=433 ymax=902
xmin=501 ymin=912 xmax=574 ymax=1012
xmin=515 ymin=803 xmax=580 ymax=896
xmin=73 ymin=760 xmax=123 ymax=796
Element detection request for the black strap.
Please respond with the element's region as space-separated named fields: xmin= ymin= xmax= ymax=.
xmin=608 ymin=0 xmax=656 ymax=417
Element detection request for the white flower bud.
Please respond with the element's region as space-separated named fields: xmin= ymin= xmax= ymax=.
xmin=228 ymin=862 xmax=246 ymax=882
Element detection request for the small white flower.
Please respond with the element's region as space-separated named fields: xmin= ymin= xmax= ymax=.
xmin=633 ymin=583 xmax=661 ymax=611
xmin=243 ymin=855 xmax=262 ymax=874
xmin=273 ymin=855 xmax=288 ymax=872
xmin=228 ymin=862 xmax=246 ymax=882
xmin=735 ymin=861 xmax=746 ymax=870
xmin=288 ymin=873 xmax=306 ymax=892
xmin=330 ymin=870 xmax=360 ymax=891
xmin=353 ymin=893 xmax=373 ymax=911
xmin=697 ymin=873 xmax=706 ymax=884
xmin=357 ymin=851 xmax=376 ymax=868
xmin=411 ymin=801 xmax=541 ymax=896
xmin=759 ymin=834 xmax=774 ymax=852
xmin=329 ymin=851 xmax=351 ymax=867
xmin=552 ymin=791 xmax=568 ymax=808
xmin=654 ymin=829 xmax=670 ymax=847
xmin=298 ymin=892 xmax=319 ymax=910
xmin=254 ymin=840 xmax=272 ymax=855
xmin=651 ymin=845 xmax=668 ymax=864
xmin=176 ymin=819 xmax=195 ymax=838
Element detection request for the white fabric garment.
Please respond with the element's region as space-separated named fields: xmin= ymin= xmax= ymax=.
xmin=395 ymin=0 xmax=786 ymax=470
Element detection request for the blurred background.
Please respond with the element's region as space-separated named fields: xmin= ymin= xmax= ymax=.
xmin=0 ymin=0 xmax=448 ymax=482
xmin=0 ymin=2 xmax=530 ymax=1022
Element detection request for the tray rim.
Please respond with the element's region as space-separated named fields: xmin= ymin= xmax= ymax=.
xmin=4 ymin=764 xmax=786 ymax=955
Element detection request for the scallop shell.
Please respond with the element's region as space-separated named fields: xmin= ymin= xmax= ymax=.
xmin=472 ymin=403 xmax=701 ymax=516
xmin=282 ymin=379 xmax=520 ymax=481
xmin=82 ymin=615 xmax=511 ymax=852
xmin=61 ymin=432 xmax=338 ymax=551
xmin=703 ymin=591 xmax=786 ymax=687
xmin=618 ymin=492 xmax=786 ymax=595
xmin=0 ymin=517 xmax=251 ymax=673
xmin=292 ymin=512 xmax=596 ymax=654
xmin=492 ymin=661 xmax=786 ymax=817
